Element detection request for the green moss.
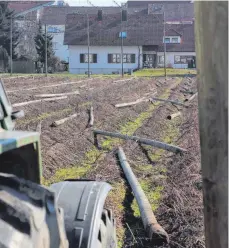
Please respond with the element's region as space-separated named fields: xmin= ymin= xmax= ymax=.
xmin=101 ymin=137 xmax=118 ymax=150
xmin=79 ymin=101 xmax=92 ymax=108
xmin=106 ymin=181 xmax=127 ymax=247
xmin=117 ymin=228 xmax=125 ymax=248
xmin=132 ymin=183 xmax=164 ymax=217
xmin=43 ymin=165 xmax=89 ymax=186
xmin=84 ymin=148 xmax=103 ymax=165
xmin=44 ymin=147 xmax=103 ymax=186
xmin=108 ymin=182 xmax=126 ymax=211
xmin=134 ymin=68 xmax=197 ymax=77
xmin=18 ymin=108 xmax=72 ymax=125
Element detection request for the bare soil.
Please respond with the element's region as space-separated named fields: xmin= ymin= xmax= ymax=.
xmin=4 ymin=75 xmax=203 ymax=248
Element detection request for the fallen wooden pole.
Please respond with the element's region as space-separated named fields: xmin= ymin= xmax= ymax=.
xmin=113 ymin=77 xmax=134 ymax=83
xmin=150 ymin=97 xmax=188 ymax=108
xmin=180 ymin=89 xmax=195 ymax=95
xmin=52 ymin=113 xmax=78 ymax=127
xmin=117 ymin=147 xmax=169 ymax=244
xmin=93 ymin=129 xmax=187 ymax=153
xmin=36 ymin=122 xmax=42 ymax=133
xmin=115 ymin=98 xmax=148 ymax=108
xmin=34 ymin=90 xmax=79 ymax=98
xmin=89 ymin=106 xmax=94 ymax=127
xmin=167 ymin=111 xmax=181 ymax=120
xmin=185 ymin=92 xmax=198 ymax=102
xmin=7 ymin=78 xmax=92 ymax=93
xmin=12 ymin=96 xmax=67 ymax=107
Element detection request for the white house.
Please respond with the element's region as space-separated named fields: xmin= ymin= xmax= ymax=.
xmin=65 ymin=12 xmax=164 ymax=74
xmin=65 ymin=11 xmax=195 ymax=74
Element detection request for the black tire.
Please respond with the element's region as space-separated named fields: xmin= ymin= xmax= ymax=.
xmin=97 ymin=209 xmax=117 ymax=248
xmin=0 ymin=173 xmax=69 ymax=248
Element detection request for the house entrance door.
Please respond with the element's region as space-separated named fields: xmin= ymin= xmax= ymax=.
xmin=143 ymin=54 xmax=156 ymax=68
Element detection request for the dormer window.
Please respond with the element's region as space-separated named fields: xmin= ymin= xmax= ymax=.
xmin=163 ymin=36 xmax=181 ymax=43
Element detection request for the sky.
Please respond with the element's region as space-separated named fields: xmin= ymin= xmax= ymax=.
xmin=66 ymin=0 xmax=125 ymax=6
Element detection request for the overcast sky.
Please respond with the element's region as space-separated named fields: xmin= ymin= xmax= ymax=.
xmin=67 ymin=0 xmax=125 ymax=6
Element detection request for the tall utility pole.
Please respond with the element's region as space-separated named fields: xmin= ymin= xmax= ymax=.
xmin=120 ymin=9 xmax=124 ymax=77
xmin=45 ymin=24 xmax=48 ymax=77
xmin=163 ymin=11 xmax=166 ymax=78
xmin=113 ymin=0 xmax=124 ymax=77
xmin=10 ymin=17 xmax=13 ymax=76
xmin=87 ymin=14 xmax=90 ymax=78
xmin=195 ymin=1 xmax=228 ymax=248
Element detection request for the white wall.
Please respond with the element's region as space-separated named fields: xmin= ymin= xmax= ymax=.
xmin=157 ymin=52 xmax=196 ymax=69
xmin=69 ymin=45 xmax=143 ymax=74
xmin=45 ymin=25 xmax=69 ymax=62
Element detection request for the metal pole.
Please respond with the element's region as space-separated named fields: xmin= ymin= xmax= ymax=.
xmin=87 ymin=14 xmax=90 ymax=78
xmin=163 ymin=11 xmax=166 ymax=79
xmin=10 ymin=17 xmax=13 ymax=76
xmin=121 ymin=10 xmax=124 ymax=77
xmin=45 ymin=24 xmax=47 ymax=77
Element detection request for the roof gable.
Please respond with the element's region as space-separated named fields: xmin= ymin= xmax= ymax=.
xmin=64 ymin=12 xmax=163 ymax=46
xmin=165 ymin=28 xmax=182 ymax=36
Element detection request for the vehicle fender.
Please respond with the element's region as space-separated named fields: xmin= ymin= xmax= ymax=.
xmin=50 ymin=180 xmax=112 ymax=248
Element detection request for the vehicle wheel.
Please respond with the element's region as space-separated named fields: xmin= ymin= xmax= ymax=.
xmin=0 ymin=173 xmax=69 ymax=248
xmin=97 ymin=209 xmax=117 ymax=248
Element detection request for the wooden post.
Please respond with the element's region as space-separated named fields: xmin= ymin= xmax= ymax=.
xmin=195 ymin=2 xmax=228 ymax=248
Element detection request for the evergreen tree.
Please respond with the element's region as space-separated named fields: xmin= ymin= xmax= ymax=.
xmin=0 ymin=2 xmax=19 ymax=59
xmin=34 ymin=22 xmax=54 ymax=65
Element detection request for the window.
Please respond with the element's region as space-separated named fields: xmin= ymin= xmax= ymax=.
xmin=163 ymin=36 xmax=180 ymax=43
xmin=80 ymin=54 xmax=97 ymax=63
xmin=171 ymin=37 xmax=179 ymax=43
xmin=108 ymin=54 xmax=121 ymax=63
xmin=164 ymin=38 xmax=170 ymax=43
xmin=108 ymin=54 xmax=135 ymax=63
xmin=158 ymin=55 xmax=164 ymax=64
xmin=123 ymin=54 xmax=136 ymax=63
xmin=174 ymin=55 xmax=194 ymax=64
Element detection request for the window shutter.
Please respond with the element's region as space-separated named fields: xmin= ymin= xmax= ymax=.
xmin=122 ymin=10 xmax=127 ymax=21
xmin=108 ymin=54 xmax=112 ymax=63
xmin=93 ymin=54 xmax=97 ymax=63
xmin=131 ymin=54 xmax=136 ymax=63
xmin=80 ymin=54 xmax=84 ymax=63
xmin=98 ymin=10 xmax=102 ymax=21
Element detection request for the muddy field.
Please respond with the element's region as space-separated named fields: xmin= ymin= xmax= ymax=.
xmin=3 ymin=75 xmax=204 ymax=248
